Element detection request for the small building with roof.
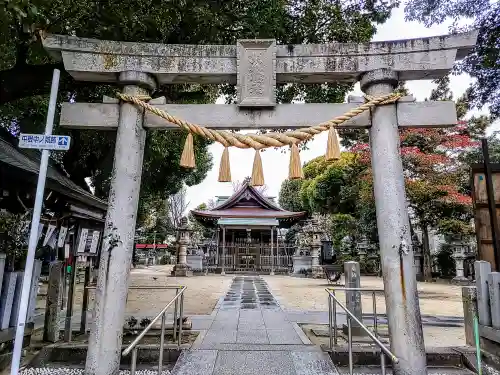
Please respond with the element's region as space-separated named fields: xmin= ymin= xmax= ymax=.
xmin=190 ymin=179 xmax=307 ymax=273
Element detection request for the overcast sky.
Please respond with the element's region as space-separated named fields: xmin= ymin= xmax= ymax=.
xmin=185 ymin=4 xmax=497 ymax=211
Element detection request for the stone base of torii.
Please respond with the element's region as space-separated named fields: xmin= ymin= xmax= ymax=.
xmin=41 ymin=31 xmax=478 ymax=375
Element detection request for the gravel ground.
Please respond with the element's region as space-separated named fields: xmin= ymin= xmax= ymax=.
xmin=37 ymin=265 xmax=232 ymax=316
xmin=262 ymin=275 xmax=464 ymax=317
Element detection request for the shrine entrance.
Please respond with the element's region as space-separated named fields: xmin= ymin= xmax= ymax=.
xmin=42 ymin=30 xmax=478 ymax=375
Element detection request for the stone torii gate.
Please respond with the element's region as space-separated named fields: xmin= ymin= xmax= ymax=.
xmin=42 ymin=31 xmax=477 ymax=375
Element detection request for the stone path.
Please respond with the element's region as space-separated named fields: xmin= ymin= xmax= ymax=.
xmin=170 ymin=276 xmax=337 ymax=375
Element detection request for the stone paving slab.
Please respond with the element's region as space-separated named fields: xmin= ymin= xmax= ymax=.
xmin=202 ymin=329 xmax=238 ymax=345
xmin=267 ymin=328 xmax=304 ymax=344
xmin=213 ymin=350 xmax=297 ymax=375
xmin=170 ymin=350 xmax=217 ymax=375
xmin=291 ymin=351 xmax=340 ymax=375
xmin=238 ymin=320 xmax=266 ymax=330
xmin=195 ymin=343 xmax=320 ymax=351
xmin=237 ymin=329 xmax=270 ymax=344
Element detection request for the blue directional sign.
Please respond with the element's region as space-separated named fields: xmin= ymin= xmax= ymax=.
xmin=18 ymin=133 xmax=71 ymax=151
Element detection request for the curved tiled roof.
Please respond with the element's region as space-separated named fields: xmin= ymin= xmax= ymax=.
xmin=0 ymin=131 xmax=107 ymax=211
xmin=191 ymin=181 xmax=306 ymax=223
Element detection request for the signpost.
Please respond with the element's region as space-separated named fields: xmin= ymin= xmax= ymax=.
xmin=19 ymin=133 xmax=70 ymax=150
xmin=11 ymin=69 xmax=63 ymax=375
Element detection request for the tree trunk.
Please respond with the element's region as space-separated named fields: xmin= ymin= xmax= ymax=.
xmin=422 ymin=225 xmax=433 ymax=281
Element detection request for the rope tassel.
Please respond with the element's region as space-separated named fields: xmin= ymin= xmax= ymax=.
xmin=289 ymin=143 xmax=304 ymax=179
xmin=251 ymin=150 xmax=264 ymax=187
xmin=180 ymin=133 xmax=196 ymax=169
xmin=326 ymin=127 xmax=341 ymax=160
xmin=218 ymin=147 xmax=232 ymax=182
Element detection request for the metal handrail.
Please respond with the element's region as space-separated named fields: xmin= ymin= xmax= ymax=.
xmin=122 ymin=285 xmax=186 ymax=375
xmin=326 ymin=288 xmax=398 ymax=375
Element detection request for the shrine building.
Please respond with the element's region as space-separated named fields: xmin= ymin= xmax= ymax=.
xmin=190 ymin=180 xmax=306 ymax=273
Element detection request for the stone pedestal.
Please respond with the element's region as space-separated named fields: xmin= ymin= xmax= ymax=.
xmin=44 ymin=261 xmax=63 ymax=342
xmin=292 ymin=255 xmax=312 ymax=274
xmin=171 ymin=264 xmax=193 ymax=277
xmin=186 ymin=255 xmax=203 ymax=271
xmin=343 ymin=261 xmax=365 ymax=336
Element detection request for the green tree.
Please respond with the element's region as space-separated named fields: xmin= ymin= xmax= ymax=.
xmin=1 ymin=0 xmax=397 ymax=214
xmin=278 ymin=179 xmax=305 ymax=213
xmin=404 ymin=0 xmax=500 ymax=118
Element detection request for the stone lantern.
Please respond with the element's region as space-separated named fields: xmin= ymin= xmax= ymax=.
xmin=171 ymin=217 xmax=193 ymax=277
xmin=304 ymin=218 xmax=324 ymax=278
xmin=451 ymin=238 xmax=469 ymax=284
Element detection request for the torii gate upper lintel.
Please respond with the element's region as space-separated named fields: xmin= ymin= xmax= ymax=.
xmin=41 ymin=31 xmax=478 ymax=375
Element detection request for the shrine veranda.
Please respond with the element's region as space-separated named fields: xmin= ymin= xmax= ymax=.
xmin=40 ymin=31 xmax=479 ymax=375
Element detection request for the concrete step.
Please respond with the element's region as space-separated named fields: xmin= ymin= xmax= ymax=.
xmin=336 ymin=366 xmax=475 ymax=375
xmin=20 ymin=368 xmax=171 ymax=375
xmin=170 ymin=349 xmax=338 ymax=375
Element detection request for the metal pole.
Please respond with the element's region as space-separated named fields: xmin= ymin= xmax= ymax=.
xmin=130 ymin=348 xmax=138 ymax=375
xmin=65 ymin=225 xmax=79 ymax=342
xmin=64 ymin=251 xmax=77 ymax=341
xmin=173 ymin=288 xmax=179 ymax=340
xmin=270 ymin=227 xmax=275 ymax=275
xmin=158 ymin=312 xmax=166 ymax=374
xmin=482 ymin=138 xmax=500 ymax=270
xmin=80 ymin=259 xmax=91 ymax=334
xmin=11 ymin=69 xmax=60 ymax=375
xmin=348 ymin=317 xmax=353 ymax=375
xmin=178 ymin=292 xmax=184 ymax=347
xmin=333 ymin=290 xmax=337 ymax=346
xmin=221 ymin=226 xmax=226 ymax=275
xmin=328 ymin=293 xmax=333 ymax=349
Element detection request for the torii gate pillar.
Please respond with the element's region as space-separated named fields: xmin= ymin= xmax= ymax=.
xmin=362 ymin=69 xmax=426 ymax=374
xmin=85 ymin=71 xmax=156 ymax=375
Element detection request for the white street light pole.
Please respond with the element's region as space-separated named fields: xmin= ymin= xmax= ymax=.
xmin=11 ymin=69 xmax=61 ymax=375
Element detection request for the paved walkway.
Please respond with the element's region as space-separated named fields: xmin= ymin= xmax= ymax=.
xmin=170 ymin=276 xmax=337 ymax=375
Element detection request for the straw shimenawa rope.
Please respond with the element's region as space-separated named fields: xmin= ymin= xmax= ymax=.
xmin=117 ymin=92 xmax=401 ymax=185
xmin=116 ymin=92 xmax=401 ymax=150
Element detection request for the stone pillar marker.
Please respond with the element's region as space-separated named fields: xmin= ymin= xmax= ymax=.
xmin=85 ymin=71 xmax=156 ymax=375
xmin=43 ymin=261 xmax=63 ymax=342
xmin=475 ymin=260 xmax=492 ymax=326
xmin=488 ymin=272 xmax=500 ymax=329
xmin=343 ymin=261 xmax=364 ymax=336
xmin=361 ymin=68 xmax=427 ymax=375
xmin=462 ymin=286 xmax=478 ymax=346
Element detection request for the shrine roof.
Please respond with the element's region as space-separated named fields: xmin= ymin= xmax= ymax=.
xmin=191 ymin=181 xmax=306 ymax=223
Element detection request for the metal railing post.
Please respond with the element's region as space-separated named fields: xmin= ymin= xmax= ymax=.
xmin=173 ymin=287 xmax=179 ymax=340
xmin=178 ymin=292 xmax=184 ymax=347
xmin=333 ymin=290 xmax=337 ymax=346
xmin=121 ymin=285 xmax=186 ymax=374
xmin=131 ymin=348 xmax=138 ymax=375
xmin=326 ymin=288 xmax=398 ymax=370
xmin=348 ymin=317 xmax=353 ymax=375
xmin=158 ymin=312 xmax=166 ymax=374
xmin=328 ymin=293 xmax=333 ymax=349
